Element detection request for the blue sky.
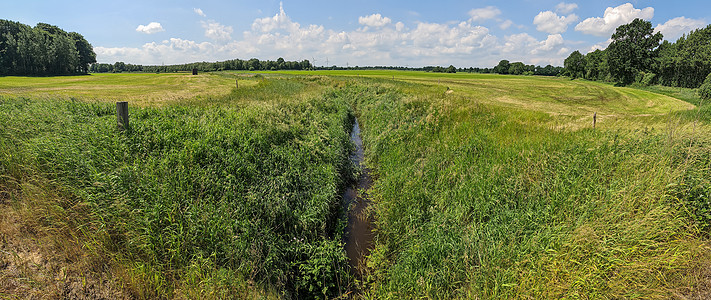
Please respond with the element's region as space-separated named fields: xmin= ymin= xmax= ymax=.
xmin=4 ymin=1 xmax=710 ymax=67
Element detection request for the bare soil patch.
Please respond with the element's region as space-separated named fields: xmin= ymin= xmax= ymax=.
xmin=0 ymin=191 xmax=129 ymax=300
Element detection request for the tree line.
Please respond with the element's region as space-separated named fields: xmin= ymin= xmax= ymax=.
xmin=562 ymin=19 xmax=711 ymax=89
xmin=0 ymin=20 xmax=96 ymax=76
xmin=90 ymin=58 xmax=313 ymax=73
xmin=490 ymin=60 xmax=564 ymax=76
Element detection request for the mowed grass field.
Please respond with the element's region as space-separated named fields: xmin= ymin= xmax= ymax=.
xmin=1 ymin=70 xmax=711 ymax=299
xmin=0 ymin=72 xmax=259 ymax=106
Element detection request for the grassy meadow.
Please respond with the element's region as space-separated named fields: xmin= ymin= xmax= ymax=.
xmin=1 ymin=70 xmax=711 ymax=299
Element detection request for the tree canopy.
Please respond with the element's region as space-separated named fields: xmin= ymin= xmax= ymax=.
xmin=606 ymin=18 xmax=663 ymax=84
xmin=0 ymin=19 xmax=96 ymax=76
xmin=89 ymin=58 xmax=313 ymax=73
xmin=563 ymin=19 xmax=711 ymax=89
xmin=563 ymin=51 xmax=585 ymax=79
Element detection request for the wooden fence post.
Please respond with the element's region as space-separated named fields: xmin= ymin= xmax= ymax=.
xmin=117 ymin=101 xmax=129 ymax=131
xmin=236 ymin=79 xmax=239 ymax=88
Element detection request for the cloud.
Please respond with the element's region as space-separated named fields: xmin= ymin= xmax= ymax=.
xmin=533 ymin=11 xmax=578 ymax=34
xmin=468 ymin=6 xmax=501 ymax=23
xmin=252 ymin=2 xmax=300 ymax=33
xmin=201 ymin=20 xmax=233 ymax=41
xmin=575 ymin=3 xmax=654 ymax=36
xmin=359 ymin=14 xmax=392 ymax=28
xmin=584 ymin=38 xmax=613 ymax=53
xmin=95 ymin=38 xmax=228 ymax=65
xmin=135 ymin=22 xmax=165 ymax=34
xmin=533 ymin=34 xmax=565 ymax=53
xmin=194 ymin=8 xmax=206 ymax=17
xmin=655 ymin=17 xmax=707 ymax=41
xmin=499 ymin=20 xmax=514 ymax=30
xmin=555 ymin=2 xmax=578 ymax=14
xmin=98 ymin=3 xmax=576 ymax=68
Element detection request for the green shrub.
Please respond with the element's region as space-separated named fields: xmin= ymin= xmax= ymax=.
xmin=699 ymin=73 xmax=711 ymax=100
xmin=635 ymin=72 xmax=657 ymax=86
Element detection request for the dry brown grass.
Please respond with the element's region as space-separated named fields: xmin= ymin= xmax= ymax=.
xmin=0 ymin=181 xmax=129 ymax=300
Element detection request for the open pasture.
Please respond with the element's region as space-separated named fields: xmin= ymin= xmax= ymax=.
xmin=0 ymin=72 xmax=256 ymax=106
xmin=1 ymin=70 xmax=711 ymax=299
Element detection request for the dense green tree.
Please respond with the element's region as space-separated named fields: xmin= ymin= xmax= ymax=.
xmin=699 ymin=73 xmax=711 ymax=100
xmin=493 ymin=60 xmax=510 ymax=74
xmin=508 ymin=62 xmax=525 ymax=75
xmin=606 ymin=18 xmax=662 ymax=84
xmin=70 ymin=32 xmax=96 ymax=73
xmin=584 ymin=49 xmax=609 ymax=81
xmin=0 ymin=19 xmax=95 ymax=76
xmin=564 ymin=50 xmax=585 ymax=79
xmin=657 ymin=25 xmax=711 ymax=88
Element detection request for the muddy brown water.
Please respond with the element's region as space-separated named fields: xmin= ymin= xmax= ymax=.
xmin=343 ymin=118 xmax=374 ymax=276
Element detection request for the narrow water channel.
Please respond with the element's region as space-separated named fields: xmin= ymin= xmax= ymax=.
xmin=343 ymin=118 xmax=374 ymax=276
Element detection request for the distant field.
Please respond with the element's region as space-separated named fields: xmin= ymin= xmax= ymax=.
xmin=0 ymin=72 xmax=256 ymax=106
xmin=1 ymin=71 xmax=710 ymax=299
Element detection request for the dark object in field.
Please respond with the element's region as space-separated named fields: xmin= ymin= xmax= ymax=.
xmin=593 ymin=112 xmax=597 ymax=129
xmin=236 ymin=79 xmax=239 ymax=88
xmin=192 ymin=68 xmax=198 ymax=75
xmin=116 ymin=101 xmax=129 ymax=131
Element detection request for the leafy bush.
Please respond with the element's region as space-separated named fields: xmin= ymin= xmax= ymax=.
xmin=640 ymin=72 xmax=657 ymax=86
xmin=699 ymin=73 xmax=711 ymax=100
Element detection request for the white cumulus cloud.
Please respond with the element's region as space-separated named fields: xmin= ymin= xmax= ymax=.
xmin=201 ymin=20 xmax=233 ymax=41
xmin=575 ymin=3 xmax=654 ymax=37
xmin=135 ymin=22 xmax=165 ymax=34
xmin=99 ymin=2 xmax=581 ymax=68
xmin=194 ymin=8 xmax=206 ymax=17
xmin=555 ymin=2 xmax=578 ymax=14
xmin=533 ymin=11 xmax=578 ymax=34
xmin=359 ymin=14 xmax=392 ymax=28
xmin=655 ymin=17 xmax=707 ymax=41
xmin=499 ymin=20 xmax=514 ymax=30
xmin=468 ymin=6 xmax=501 ymax=23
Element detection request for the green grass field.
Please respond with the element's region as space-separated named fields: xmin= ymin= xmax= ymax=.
xmin=1 ymin=70 xmax=711 ymax=299
xmin=0 ymin=73 xmax=260 ymax=106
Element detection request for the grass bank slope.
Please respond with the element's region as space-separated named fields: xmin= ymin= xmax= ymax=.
xmin=334 ymin=76 xmax=711 ymax=299
xmin=0 ymin=76 xmax=356 ymax=298
xmin=1 ymin=71 xmax=710 ymax=299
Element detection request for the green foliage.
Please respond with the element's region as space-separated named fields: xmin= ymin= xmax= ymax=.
xmin=657 ymin=25 xmax=711 ymax=88
xmin=564 ymin=50 xmax=585 ymax=79
xmin=293 ymin=240 xmax=349 ymax=297
xmin=493 ymin=60 xmax=510 ymax=74
xmin=90 ymin=57 xmax=312 ymax=73
xmin=635 ymin=72 xmax=657 ymax=86
xmin=1 ymin=72 xmax=709 ymax=299
xmin=584 ymin=49 xmax=609 ymax=81
xmin=0 ymin=78 xmax=355 ymax=297
xmin=672 ymin=165 xmax=711 ymax=233
xmin=699 ymin=73 xmax=711 ymax=100
xmin=428 ymin=65 xmax=457 ymax=73
xmin=606 ymin=19 xmax=663 ymax=84
xmin=345 ymin=77 xmax=709 ymax=299
xmin=0 ymin=19 xmax=95 ymax=76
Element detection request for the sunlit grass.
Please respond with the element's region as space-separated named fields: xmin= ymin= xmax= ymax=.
xmin=1 ymin=71 xmax=711 ymax=299
xmin=342 ymin=77 xmax=711 ymax=299
xmin=0 ymin=73 xmax=255 ymax=106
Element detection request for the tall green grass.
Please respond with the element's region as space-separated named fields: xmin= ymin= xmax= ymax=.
xmin=3 ymin=73 xmax=711 ymax=299
xmin=340 ymin=78 xmax=711 ymax=298
xmin=0 ymin=77 xmax=357 ymax=298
